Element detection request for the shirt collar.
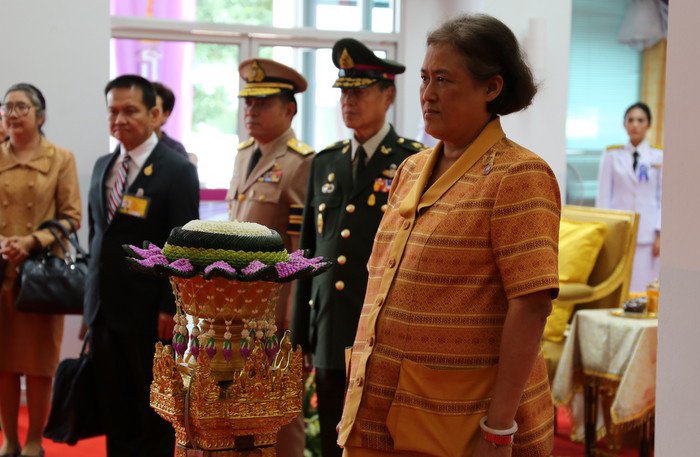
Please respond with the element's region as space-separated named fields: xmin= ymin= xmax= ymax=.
xmin=0 ymin=136 xmax=54 ymax=174
xmin=257 ymin=128 xmax=294 ymax=157
xmin=120 ymin=132 xmax=158 ymax=169
xmin=626 ymin=139 xmax=649 ymax=154
xmin=351 ymin=121 xmax=390 ymax=161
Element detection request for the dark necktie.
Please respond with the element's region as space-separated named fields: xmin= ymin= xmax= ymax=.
xmin=246 ymin=148 xmax=262 ymax=179
xmin=632 ymin=150 xmax=639 ymax=172
xmin=354 ymin=145 xmax=367 ymax=181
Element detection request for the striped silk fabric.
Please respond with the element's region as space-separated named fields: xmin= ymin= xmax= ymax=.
xmin=106 ymin=155 xmax=131 ymax=223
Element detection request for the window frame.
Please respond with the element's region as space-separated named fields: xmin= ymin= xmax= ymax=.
xmin=111 ymin=15 xmax=400 ymax=152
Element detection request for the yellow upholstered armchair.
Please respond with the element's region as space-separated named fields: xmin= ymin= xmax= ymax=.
xmin=542 ymin=205 xmax=639 ymax=380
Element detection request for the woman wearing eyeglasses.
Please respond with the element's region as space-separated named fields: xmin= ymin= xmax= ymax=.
xmin=0 ymin=83 xmax=81 ymax=457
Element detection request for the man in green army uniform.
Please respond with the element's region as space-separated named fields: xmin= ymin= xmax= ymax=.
xmin=291 ymin=38 xmax=424 ymax=457
xmin=226 ymin=58 xmax=313 ymax=457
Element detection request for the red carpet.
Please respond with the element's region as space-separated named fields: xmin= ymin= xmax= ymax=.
xmin=2 ymin=406 xmax=647 ymax=456
xmin=0 ymin=407 xmax=105 ymax=457
xmin=552 ymin=407 xmax=648 ymax=457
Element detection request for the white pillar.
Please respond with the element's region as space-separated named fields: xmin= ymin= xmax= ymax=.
xmin=655 ymin=1 xmax=700 ymax=455
xmin=0 ymin=0 xmax=110 ymax=360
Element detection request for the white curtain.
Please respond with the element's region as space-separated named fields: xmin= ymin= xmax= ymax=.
xmin=618 ymin=0 xmax=667 ymax=49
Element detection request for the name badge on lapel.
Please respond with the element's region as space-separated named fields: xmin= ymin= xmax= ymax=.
xmin=119 ymin=194 xmax=151 ymax=218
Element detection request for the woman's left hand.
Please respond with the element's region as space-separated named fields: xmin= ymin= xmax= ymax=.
xmin=0 ymin=235 xmax=36 ymax=264
xmin=473 ymin=439 xmax=512 ymax=457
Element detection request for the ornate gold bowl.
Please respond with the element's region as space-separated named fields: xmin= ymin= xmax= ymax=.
xmin=150 ymin=277 xmax=303 ymax=456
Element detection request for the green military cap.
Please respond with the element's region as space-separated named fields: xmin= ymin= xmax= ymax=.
xmin=238 ymin=58 xmax=308 ymax=98
xmin=331 ymin=38 xmax=406 ymax=89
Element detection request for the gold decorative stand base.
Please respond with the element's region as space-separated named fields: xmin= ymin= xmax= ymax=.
xmin=150 ymin=278 xmax=303 ymax=456
xmin=175 ymin=444 xmax=276 ymax=456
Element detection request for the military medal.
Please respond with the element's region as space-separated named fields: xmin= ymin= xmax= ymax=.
xmin=382 ymin=164 xmax=397 ymax=178
xmin=373 ymin=178 xmax=391 ymax=193
xmin=367 ymin=193 xmax=376 ymax=206
xmin=258 ymin=171 xmax=283 ymax=183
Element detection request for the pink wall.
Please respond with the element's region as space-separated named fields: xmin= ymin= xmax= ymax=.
xmin=112 ymin=0 xmax=196 ymax=144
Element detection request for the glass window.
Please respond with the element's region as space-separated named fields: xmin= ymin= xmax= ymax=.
xmin=110 ymin=2 xmax=400 ymax=217
xmin=371 ymin=0 xmax=396 ymax=33
xmin=197 ymin=0 xmax=274 ymax=25
xmin=110 ymin=1 xmax=198 ymax=21
xmin=566 ymin=0 xmax=642 ymax=205
xmin=111 ymin=0 xmax=398 ymax=32
xmin=309 ymin=0 xmax=397 ymax=32
xmin=110 ymin=0 xmax=275 ymax=26
xmin=111 ymin=38 xmax=240 ymax=190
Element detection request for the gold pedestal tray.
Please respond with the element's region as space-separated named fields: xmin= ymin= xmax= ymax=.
xmin=171 ymin=276 xmax=281 ymax=381
xmin=151 ymin=276 xmax=303 ymax=455
xmin=175 ymin=445 xmax=276 ymax=457
xmin=152 ymin=339 xmax=302 ymax=454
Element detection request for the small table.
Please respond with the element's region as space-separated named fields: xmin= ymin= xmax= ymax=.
xmin=551 ymin=309 xmax=657 ymax=456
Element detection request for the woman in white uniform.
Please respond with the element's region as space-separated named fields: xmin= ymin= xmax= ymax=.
xmin=596 ymin=102 xmax=662 ymax=291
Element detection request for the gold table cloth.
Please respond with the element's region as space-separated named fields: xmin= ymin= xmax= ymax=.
xmin=552 ymin=309 xmax=657 ymax=440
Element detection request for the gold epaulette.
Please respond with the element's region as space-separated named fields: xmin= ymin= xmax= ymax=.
xmin=606 ymin=144 xmax=624 ymax=151
xmin=238 ymin=138 xmax=254 ymax=150
xmin=397 ymin=137 xmax=426 ymax=152
xmin=318 ymin=139 xmax=350 ymax=154
xmin=287 ymin=138 xmax=314 ymax=156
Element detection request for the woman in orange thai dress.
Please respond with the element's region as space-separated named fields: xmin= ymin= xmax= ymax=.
xmin=338 ymin=14 xmax=560 ymax=457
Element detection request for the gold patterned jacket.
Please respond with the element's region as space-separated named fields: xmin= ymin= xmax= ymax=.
xmin=0 ymin=138 xmax=81 ymax=282
xmin=338 ymin=119 xmax=560 ymax=456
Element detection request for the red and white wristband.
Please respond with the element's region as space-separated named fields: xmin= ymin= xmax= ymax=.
xmin=479 ymin=416 xmax=518 ymax=447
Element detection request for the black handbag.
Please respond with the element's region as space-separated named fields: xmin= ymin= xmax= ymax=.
xmin=43 ymin=333 xmax=105 ymax=445
xmin=15 ymin=219 xmax=88 ymax=314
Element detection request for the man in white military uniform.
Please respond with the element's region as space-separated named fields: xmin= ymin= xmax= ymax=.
xmin=596 ymin=102 xmax=662 ymax=291
xmin=226 ymin=58 xmax=313 ymax=457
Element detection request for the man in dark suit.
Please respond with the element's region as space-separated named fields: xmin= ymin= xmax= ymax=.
xmin=83 ymin=75 xmax=199 ymax=457
xmin=291 ymin=38 xmax=424 ymax=457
